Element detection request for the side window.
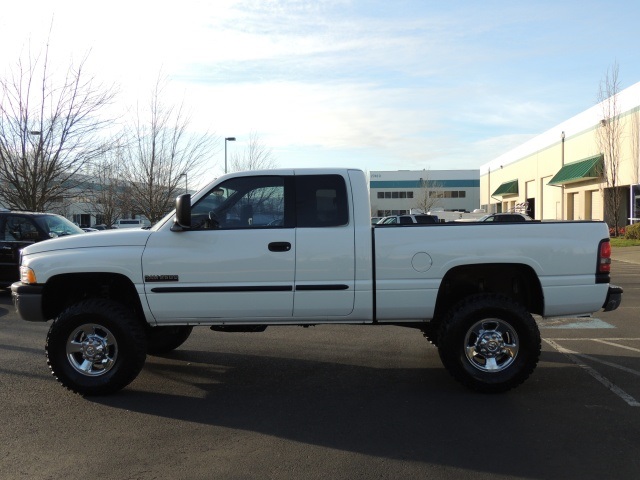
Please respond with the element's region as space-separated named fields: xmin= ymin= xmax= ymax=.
xmin=399 ymin=216 xmax=412 ymax=224
xmin=415 ymin=215 xmax=435 ymax=224
xmin=191 ymin=176 xmax=286 ymax=229
xmin=295 ymin=175 xmax=349 ymax=228
xmin=4 ymin=216 xmax=40 ymax=241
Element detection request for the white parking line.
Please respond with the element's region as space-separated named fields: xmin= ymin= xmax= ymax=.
xmin=537 ymin=318 xmax=615 ymax=329
xmin=570 ymin=352 xmax=640 ymax=378
xmin=547 ymin=338 xmax=640 ymax=341
xmin=543 ymin=338 xmax=640 ymax=407
xmin=591 ymin=339 xmax=640 ymax=353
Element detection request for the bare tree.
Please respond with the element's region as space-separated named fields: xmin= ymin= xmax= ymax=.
xmin=87 ymin=143 xmax=130 ymax=227
xmin=596 ymin=62 xmax=624 ymax=236
xmin=0 ymin=40 xmax=117 ymax=211
xmin=229 ymin=131 xmax=278 ymax=172
xmin=124 ymin=76 xmax=218 ymax=224
xmin=414 ymin=172 xmax=443 ymax=213
xmin=631 ymin=108 xmax=640 ymax=185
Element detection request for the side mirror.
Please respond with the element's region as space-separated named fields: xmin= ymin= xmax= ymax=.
xmin=174 ymin=194 xmax=191 ymax=230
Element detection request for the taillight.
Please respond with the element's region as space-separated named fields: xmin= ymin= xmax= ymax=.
xmin=598 ymin=239 xmax=611 ymax=273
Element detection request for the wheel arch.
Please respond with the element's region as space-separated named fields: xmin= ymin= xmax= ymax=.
xmin=433 ymin=263 xmax=543 ymax=321
xmin=42 ymin=273 xmax=147 ymax=326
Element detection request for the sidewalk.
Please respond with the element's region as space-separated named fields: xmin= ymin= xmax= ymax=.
xmin=612 ymin=246 xmax=640 ymax=265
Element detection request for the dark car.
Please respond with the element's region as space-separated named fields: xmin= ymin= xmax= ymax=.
xmin=377 ymin=214 xmax=439 ymax=225
xmin=478 ymin=213 xmax=533 ymax=222
xmin=0 ymin=211 xmax=84 ymax=287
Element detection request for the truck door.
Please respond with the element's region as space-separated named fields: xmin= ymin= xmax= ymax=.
xmin=142 ymin=174 xmax=296 ymax=322
xmin=292 ymin=174 xmax=356 ymax=317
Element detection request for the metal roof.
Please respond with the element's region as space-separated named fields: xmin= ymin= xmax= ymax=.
xmin=548 ymin=155 xmax=603 ymax=186
xmin=491 ymin=180 xmax=519 ymax=197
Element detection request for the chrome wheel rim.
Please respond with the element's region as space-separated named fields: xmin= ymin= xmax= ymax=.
xmin=66 ymin=324 xmax=118 ymax=376
xmin=464 ymin=318 xmax=519 ymax=372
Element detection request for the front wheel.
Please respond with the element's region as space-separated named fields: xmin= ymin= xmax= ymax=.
xmin=438 ymin=294 xmax=541 ymax=393
xmin=46 ymin=299 xmax=147 ymax=396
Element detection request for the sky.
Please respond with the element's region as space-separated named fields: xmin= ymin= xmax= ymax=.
xmin=2 ymin=0 xmax=640 ymax=186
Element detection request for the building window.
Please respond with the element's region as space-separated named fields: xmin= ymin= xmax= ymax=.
xmin=374 ymin=191 xmax=416 ymax=200
xmin=427 ymin=190 xmax=467 ymax=199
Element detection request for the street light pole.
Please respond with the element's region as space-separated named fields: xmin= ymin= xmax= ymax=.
xmin=224 ymin=137 xmax=236 ymax=174
xmin=561 ymin=131 xmax=565 ymax=220
xmin=179 ymin=172 xmax=188 ymax=193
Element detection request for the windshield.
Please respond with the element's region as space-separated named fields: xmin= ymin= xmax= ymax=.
xmin=34 ymin=215 xmax=84 ymax=237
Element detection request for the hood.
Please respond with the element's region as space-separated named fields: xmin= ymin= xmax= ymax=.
xmin=22 ymin=228 xmax=153 ymax=255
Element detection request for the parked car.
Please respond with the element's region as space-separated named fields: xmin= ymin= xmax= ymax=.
xmin=112 ymin=219 xmax=145 ymax=229
xmin=477 ymin=213 xmax=533 ymax=222
xmin=0 ymin=211 xmax=84 ymax=287
xmin=377 ymin=214 xmax=439 ymax=225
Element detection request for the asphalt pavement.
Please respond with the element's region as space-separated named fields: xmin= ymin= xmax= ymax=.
xmin=612 ymin=245 xmax=640 ymax=265
xmin=0 ymin=249 xmax=638 ymax=479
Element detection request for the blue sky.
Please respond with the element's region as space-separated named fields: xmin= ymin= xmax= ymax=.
xmin=2 ymin=0 xmax=640 ymax=183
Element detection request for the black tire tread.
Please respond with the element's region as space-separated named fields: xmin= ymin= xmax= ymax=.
xmin=438 ymin=293 xmax=541 ymax=393
xmin=46 ymin=298 xmax=147 ymax=396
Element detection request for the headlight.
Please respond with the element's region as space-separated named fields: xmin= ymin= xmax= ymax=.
xmin=20 ymin=266 xmax=37 ymax=284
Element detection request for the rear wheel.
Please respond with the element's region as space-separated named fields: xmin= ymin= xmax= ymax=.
xmin=146 ymin=326 xmax=193 ymax=354
xmin=46 ymin=299 xmax=147 ymax=395
xmin=438 ymin=294 xmax=540 ymax=393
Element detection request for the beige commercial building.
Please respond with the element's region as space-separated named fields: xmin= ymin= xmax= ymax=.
xmin=480 ymin=81 xmax=640 ymax=229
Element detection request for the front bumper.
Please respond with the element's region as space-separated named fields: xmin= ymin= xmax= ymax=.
xmin=11 ymin=282 xmax=46 ymax=322
xmin=602 ymin=284 xmax=623 ymax=312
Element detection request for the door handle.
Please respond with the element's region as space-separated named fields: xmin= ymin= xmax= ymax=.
xmin=268 ymin=242 xmax=291 ymax=252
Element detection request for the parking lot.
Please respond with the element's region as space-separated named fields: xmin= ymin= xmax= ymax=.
xmin=538 ymin=259 xmax=640 ymax=408
xmin=0 ymin=257 xmax=638 ymax=479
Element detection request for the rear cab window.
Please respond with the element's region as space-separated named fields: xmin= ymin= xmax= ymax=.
xmin=295 ymin=175 xmax=349 ymax=228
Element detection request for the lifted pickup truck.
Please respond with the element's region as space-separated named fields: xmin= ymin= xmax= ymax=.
xmin=12 ymin=169 xmax=622 ymax=396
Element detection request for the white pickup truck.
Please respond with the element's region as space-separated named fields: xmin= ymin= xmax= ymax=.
xmin=11 ymin=168 xmax=622 ymax=396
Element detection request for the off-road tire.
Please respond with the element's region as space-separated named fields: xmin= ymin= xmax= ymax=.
xmin=438 ymin=293 xmax=541 ymax=393
xmin=46 ymin=299 xmax=147 ymax=396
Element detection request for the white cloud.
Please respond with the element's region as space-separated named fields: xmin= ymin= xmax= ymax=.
xmin=3 ymin=0 xmax=640 ymax=182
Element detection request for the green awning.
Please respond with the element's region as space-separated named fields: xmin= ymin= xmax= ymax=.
xmin=492 ymin=180 xmax=519 ymax=197
xmin=548 ymin=155 xmax=603 ymax=186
